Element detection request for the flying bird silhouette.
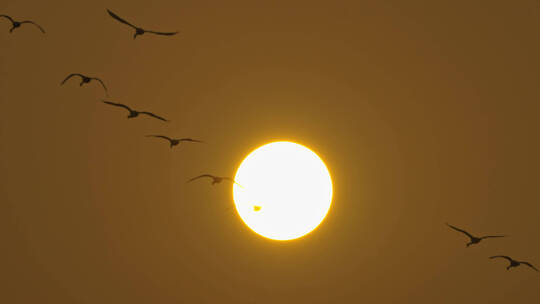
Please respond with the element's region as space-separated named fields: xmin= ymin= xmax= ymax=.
xmin=146 ymin=135 xmax=203 ymax=148
xmin=102 ymin=100 xmax=168 ymax=122
xmin=187 ymin=174 xmax=241 ymax=186
xmin=490 ymin=256 xmax=539 ymax=272
xmin=61 ymin=74 xmax=109 ymax=96
xmin=0 ymin=15 xmax=45 ymax=33
xmin=107 ymin=9 xmax=178 ymax=39
xmin=446 ymin=223 xmax=506 ymax=247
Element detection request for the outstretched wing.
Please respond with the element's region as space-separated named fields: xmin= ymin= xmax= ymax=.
xmin=521 ymin=262 xmax=539 ymax=272
xmin=222 ymin=177 xmax=243 ymax=187
xmin=187 ymin=174 xmax=215 ymax=183
xmin=490 ymin=256 xmax=513 ymax=262
xmin=147 ymin=135 xmax=173 ymax=142
xmin=102 ymin=100 xmax=132 ymax=112
xmin=107 ymin=9 xmax=137 ymax=29
xmin=0 ymin=15 xmax=14 ymax=23
xmin=480 ymin=235 xmax=507 ymax=240
xmin=61 ymin=73 xmax=83 ymax=85
xmin=179 ymin=138 xmax=204 ymax=143
xmin=446 ymin=223 xmax=474 ymax=239
xmin=140 ymin=112 xmax=168 ymax=122
xmin=91 ymin=78 xmax=109 ymax=96
xmin=146 ymin=30 xmax=179 ymax=36
xmin=20 ymin=21 xmax=45 ymax=33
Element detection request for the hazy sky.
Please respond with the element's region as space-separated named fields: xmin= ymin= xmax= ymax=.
xmin=2 ymin=0 xmax=540 ymax=303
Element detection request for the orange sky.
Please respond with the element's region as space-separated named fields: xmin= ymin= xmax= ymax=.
xmin=2 ymin=0 xmax=539 ymax=303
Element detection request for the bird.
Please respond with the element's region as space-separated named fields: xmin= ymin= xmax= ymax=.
xmin=102 ymin=100 xmax=168 ymax=122
xmin=61 ymin=74 xmax=109 ymax=96
xmin=0 ymin=15 xmax=45 ymax=33
xmin=187 ymin=174 xmax=241 ymax=186
xmin=107 ymin=9 xmax=178 ymax=39
xmin=490 ymin=256 xmax=539 ymax=272
xmin=446 ymin=223 xmax=506 ymax=247
xmin=146 ymin=135 xmax=204 ymax=148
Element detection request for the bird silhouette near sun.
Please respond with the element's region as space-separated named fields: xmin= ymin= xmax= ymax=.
xmin=107 ymin=9 xmax=178 ymax=39
xmin=446 ymin=223 xmax=506 ymax=247
xmin=490 ymin=256 xmax=539 ymax=272
xmin=146 ymin=135 xmax=204 ymax=148
xmin=0 ymin=14 xmax=45 ymax=33
xmin=61 ymin=74 xmax=109 ymax=96
xmin=187 ymin=174 xmax=242 ymax=187
xmin=102 ymin=100 xmax=168 ymax=122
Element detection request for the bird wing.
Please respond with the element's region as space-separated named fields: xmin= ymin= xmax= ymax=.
xmin=480 ymin=235 xmax=507 ymax=240
xmin=140 ymin=112 xmax=168 ymax=122
xmin=147 ymin=135 xmax=173 ymax=142
xmin=61 ymin=73 xmax=83 ymax=85
xmin=446 ymin=223 xmax=474 ymax=238
xmin=187 ymin=174 xmax=215 ymax=183
xmin=145 ymin=30 xmax=179 ymax=36
xmin=107 ymin=9 xmax=137 ymax=29
xmin=490 ymin=256 xmax=513 ymax=262
xmin=102 ymin=100 xmax=132 ymax=112
xmin=179 ymin=138 xmax=204 ymax=143
xmin=0 ymin=15 xmax=14 ymax=23
xmin=521 ymin=262 xmax=539 ymax=272
xmin=222 ymin=177 xmax=243 ymax=187
xmin=20 ymin=21 xmax=45 ymax=33
xmin=91 ymin=78 xmax=109 ymax=96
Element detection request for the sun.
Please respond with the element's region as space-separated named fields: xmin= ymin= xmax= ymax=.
xmin=233 ymin=141 xmax=333 ymax=241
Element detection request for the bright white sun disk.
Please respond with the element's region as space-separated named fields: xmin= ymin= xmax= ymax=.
xmin=233 ymin=141 xmax=333 ymax=240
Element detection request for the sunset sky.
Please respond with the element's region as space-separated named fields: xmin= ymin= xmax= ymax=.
xmin=2 ymin=0 xmax=540 ymax=303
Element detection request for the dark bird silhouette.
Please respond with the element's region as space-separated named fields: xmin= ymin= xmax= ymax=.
xmin=490 ymin=256 xmax=539 ymax=272
xmin=0 ymin=15 xmax=45 ymax=33
xmin=446 ymin=223 xmax=506 ymax=247
xmin=187 ymin=174 xmax=241 ymax=186
xmin=146 ymin=135 xmax=203 ymax=148
xmin=102 ymin=100 xmax=168 ymax=122
xmin=61 ymin=74 xmax=109 ymax=96
xmin=107 ymin=9 xmax=178 ymax=39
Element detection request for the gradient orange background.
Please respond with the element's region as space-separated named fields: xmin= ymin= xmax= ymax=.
xmin=2 ymin=0 xmax=539 ymax=303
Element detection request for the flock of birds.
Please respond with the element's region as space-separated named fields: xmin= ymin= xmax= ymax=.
xmin=446 ymin=223 xmax=538 ymax=272
xmin=2 ymin=10 xmax=243 ymax=194
xmin=3 ymin=9 xmax=538 ymax=273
